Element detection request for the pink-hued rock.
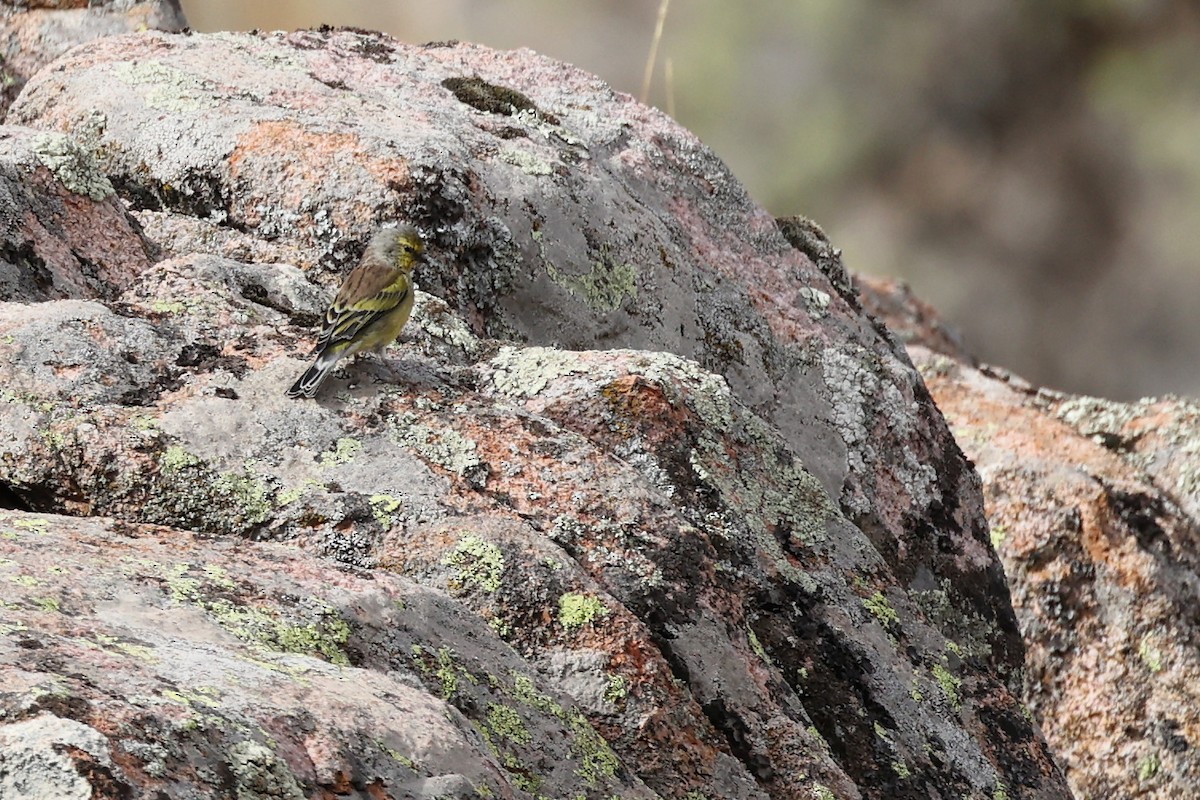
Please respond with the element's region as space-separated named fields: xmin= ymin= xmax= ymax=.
xmin=0 ymin=1 xmax=186 ymax=115
xmin=0 ymin=126 xmax=155 ymax=301
xmin=0 ymin=28 xmax=1072 ymax=799
xmin=858 ymin=272 xmax=1200 ymax=799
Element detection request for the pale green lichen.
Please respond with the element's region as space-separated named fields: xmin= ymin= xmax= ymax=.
xmin=558 ymin=592 xmax=609 ymax=632
xmin=443 ymin=536 xmax=505 ymax=594
xmin=488 ymin=346 xmax=588 ymax=397
xmin=547 ymin=255 xmax=637 ymax=312
xmin=892 ymin=760 xmax=911 ymax=779
xmin=28 ymin=132 xmax=114 ymax=201
xmin=863 ymin=591 xmax=900 ymax=628
xmin=500 ymin=145 xmax=554 ymax=176
xmin=111 ymin=59 xmax=219 ymax=113
xmin=1138 ymin=635 xmax=1164 ymax=673
xmin=318 ymin=437 xmax=362 ymax=468
xmin=13 ymin=518 xmax=49 ymax=534
xmin=390 ymin=414 xmax=487 ymax=485
xmin=800 ymin=286 xmax=832 ymax=319
xmin=227 ymin=740 xmax=305 ymax=800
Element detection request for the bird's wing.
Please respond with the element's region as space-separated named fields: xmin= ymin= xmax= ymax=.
xmin=312 ymin=266 xmax=411 ymax=356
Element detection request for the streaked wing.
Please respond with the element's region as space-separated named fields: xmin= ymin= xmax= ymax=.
xmin=312 ymin=267 xmax=410 ymax=354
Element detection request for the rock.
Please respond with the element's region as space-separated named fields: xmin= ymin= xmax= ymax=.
xmin=0 ymin=28 xmax=1073 ymax=799
xmin=0 ymin=126 xmax=155 ymax=301
xmin=0 ymin=1 xmax=187 ymax=116
xmin=862 ymin=273 xmax=1200 ymax=799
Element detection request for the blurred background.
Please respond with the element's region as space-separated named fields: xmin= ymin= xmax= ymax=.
xmin=181 ymin=0 xmax=1200 ymax=402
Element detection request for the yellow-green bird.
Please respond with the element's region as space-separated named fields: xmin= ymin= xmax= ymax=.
xmin=287 ymin=225 xmax=427 ymax=399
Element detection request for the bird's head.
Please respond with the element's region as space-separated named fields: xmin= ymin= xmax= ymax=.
xmin=370 ymin=224 xmax=427 ymax=272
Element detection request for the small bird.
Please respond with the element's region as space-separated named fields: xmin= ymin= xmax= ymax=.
xmin=286 ymin=225 xmax=427 ymax=399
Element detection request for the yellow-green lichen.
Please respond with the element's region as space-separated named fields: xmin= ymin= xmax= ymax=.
xmin=318 ymin=437 xmax=362 ymax=468
xmin=1138 ymin=635 xmax=1164 ymax=673
xmin=13 ymin=518 xmax=49 ymax=534
xmin=277 ymin=479 xmax=319 ymax=507
xmin=411 ymin=645 xmax=477 ymax=700
xmin=1137 ymin=752 xmax=1160 ymax=782
xmin=892 ymin=760 xmax=911 ymax=779
xmin=989 ymin=524 xmax=1008 ymax=550
xmin=93 ymin=633 xmax=158 ymax=663
xmin=603 ymin=674 xmax=628 ymax=705
xmin=558 ymin=592 xmax=609 ymax=632
xmin=31 ymin=596 xmax=60 ymax=612
xmin=369 ymin=494 xmax=402 ymax=528
xmin=485 ymin=703 xmax=532 ymax=746
xmin=747 ymin=626 xmax=772 ymax=665
xmin=161 ymin=563 xmax=351 ymax=665
xmin=933 ymin=662 xmax=962 ymax=711
xmin=160 ymin=445 xmax=201 ymax=473
xmin=444 ymin=536 xmax=505 ymax=594
xmin=863 ymin=591 xmax=900 ymax=628
xmin=150 ymin=300 xmax=188 ymax=314
xmin=567 ymin=708 xmax=619 ymax=786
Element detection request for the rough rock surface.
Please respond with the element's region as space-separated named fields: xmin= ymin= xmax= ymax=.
xmin=0 ymin=1 xmax=187 ymax=115
xmin=861 ymin=273 xmax=1200 ymax=800
xmin=0 ymin=24 xmax=1072 ymax=800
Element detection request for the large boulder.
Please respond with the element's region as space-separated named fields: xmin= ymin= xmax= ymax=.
xmin=864 ymin=274 xmax=1200 ymax=799
xmin=0 ymin=27 xmax=1071 ymax=799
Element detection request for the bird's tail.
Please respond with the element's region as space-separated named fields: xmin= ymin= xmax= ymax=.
xmin=286 ymin=358 xmax=336 ymax=399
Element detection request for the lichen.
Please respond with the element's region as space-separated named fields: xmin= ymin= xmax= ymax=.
xmin=863 ymin=591 xmax=900 ymax=628
xmin=411 ymin=644 xmax=477 ymax=700
xmin=318 ymin=437 xmax=362 ymax=468
xmin=487 ymin=346 xmax=587 ymax=398
xmin=159 ymin=563 xmax=351 ymax=666
xmin=111 ymin=59 xmax=219 ymax=113
xmin=390 ymin=414 xmax=487 ymax=486
xmin=227 ymin=740 xmax=305 ymax=800
xmin=932 ymin=662 xmax=962 ymax=711
xmin=369 ymin=494 xmax=402 ymax=528
xmin=443 ymin=535 xmax=505 ymax=594
xmin=28 ymin=132 xmax=114 ymax=201
xmin=558 ymin=592 xmax=609 ymax=631
xmin=547 ymin=255 xmax=638 ymax=312
xmin=1138 ymin=635 xmax=1164 ymax=673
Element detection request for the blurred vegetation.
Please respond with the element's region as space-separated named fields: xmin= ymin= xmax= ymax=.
xmin=181 ymin=0 xmax=1200 ymax=400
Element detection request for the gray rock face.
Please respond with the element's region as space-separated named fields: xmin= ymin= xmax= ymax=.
xmin=0 ymin=25 xmax=1071 ymax=800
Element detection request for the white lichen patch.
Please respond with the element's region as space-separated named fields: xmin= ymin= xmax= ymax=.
xmin=0 ymin=714 xmax=116 ymax=800
xmin=487 ymin=346 xmax=589 ymax=398
xmin=111 ymin=59 xmax=220 ymax=113
xmin=28 ymin=132 xmax=114 ymax=201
